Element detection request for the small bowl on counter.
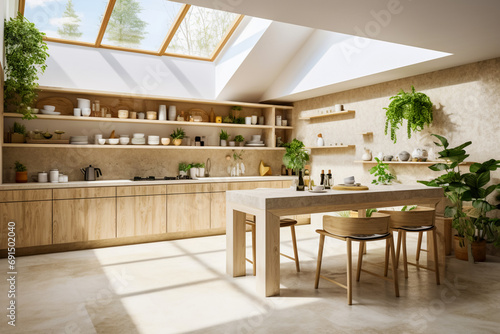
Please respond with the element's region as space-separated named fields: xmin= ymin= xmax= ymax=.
xmin=119 ymin=137 xmax=130 ymax=145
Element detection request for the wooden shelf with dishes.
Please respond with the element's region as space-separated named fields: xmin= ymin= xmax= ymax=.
xmin=2 ymin=143 xmax=285 ymax=150
xmin=2 ymin=86 xmax=294 ymax=150
xmin=355 ymin=160 xmax=474 ymax=166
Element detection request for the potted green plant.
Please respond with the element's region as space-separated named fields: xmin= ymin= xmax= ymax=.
xmin=234 ymin=135 xmax=245 ymax=146
xmin=170 ymin=128 xmax=185 ymax=146
xmin=219 ymin=130 xmax=229 ymax=146
xmin=4 ymin=14 xmax=49 ymax=120
xmin=11 ymin=122 xmax=26 ymax=143
xmin=418 ymin=134 xmax=500 ymax=262
xmin=282 ymin=139 xmax=310 ymax=191
xmin=231 ymin=105 xmax=242 ymax=119
xmin=14 ymin=161 xmax=28 ymax=183
xmin=369 ymin=158 xmax=396 ymax=185
xmin=178 ymin=163 xmax=191 ymax=177
xmin=384 ymin=86 xmax=433 ymax=143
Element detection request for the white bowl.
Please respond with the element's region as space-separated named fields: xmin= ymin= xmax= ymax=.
xmin=82 ymin=108 xmax=91 ymax=117
xmin=107 ymin=138 xmax=119 ymax=145
xmin=120 ymin=134 xmax=130 ymax=138
xmin=119 ymin=138 xmax=130 ymax=145
xmin=44 ymin=105 xmax=56 ymax=112
xmin=344 ymin=176 xmax=355 ymax=184
xmin=161 ymin=138 xmax=170 ymax=145
xmin=313 ymin=185 xmax=325 ymax=191
xmin=133 ymin=133 xmax=145 ymax=139
xmin=148 ymin=135 xmax=160 ymax=140
xmin=98 ymin=139 xmax=106 ymax=145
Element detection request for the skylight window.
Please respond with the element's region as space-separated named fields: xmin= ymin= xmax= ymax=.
xmin=21 ymin=0 xmax=243 ymax=61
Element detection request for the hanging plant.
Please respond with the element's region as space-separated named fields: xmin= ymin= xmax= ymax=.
xmin=384 ymin=86 xmax=433 ymax=143
xmin=4 ymin=14 xmax=49 ymax=120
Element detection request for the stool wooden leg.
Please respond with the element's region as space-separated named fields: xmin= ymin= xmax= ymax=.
xmin=416 ymin=231 xmax=423 ymax=263
xmin=347 ymin=239 xmax=353 ymax=305
xmin=314 ymin=234 xmax=325 ymax=289
xmin=290 ymin=225 xmax=300 ymax=272
xmin=389 ymin=235 xmax=400 ymax=297
xmin=431 ymin=229 xmax=441 ymax=285
xmin=402 ymin=231 xmax=408 ymax=279
xmin=384 ymin=238 xmax=390 ymax=277
xmin=356 ymin=241 xmax=364 ymax=282
xmin=251 ymin=224 xmax=256 ymax=276
xmin=396 ymin=231 xmax=402 ymax=269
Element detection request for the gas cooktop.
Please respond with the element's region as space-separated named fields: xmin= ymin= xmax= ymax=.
xmin=133 ymin=176 xmax=191 ymax=181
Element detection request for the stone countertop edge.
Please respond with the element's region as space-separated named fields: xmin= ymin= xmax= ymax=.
xmin=0 ymin=176 xmax=296 ymax=190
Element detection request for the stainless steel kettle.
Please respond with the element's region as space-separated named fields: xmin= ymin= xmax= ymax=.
xmin=80 ymin=165 xmax=102 ymax=181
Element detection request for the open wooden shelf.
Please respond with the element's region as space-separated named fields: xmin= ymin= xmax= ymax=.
xmin=299 ymin=110 xmax=355 ymax=120
xmin=355 ymin=160 xmax=474 ymax=165
xmin=2 ymin=143 xmax=285 ymax=150
xmin=360 ymin=132 xmax=373 ymax=135
xmin=307 ymin=145 xmax=355 ymax=150
xmin=3 ymin=113 xmax=274 ymax=129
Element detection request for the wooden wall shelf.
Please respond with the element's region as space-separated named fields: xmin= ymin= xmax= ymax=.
xmin=3 ymin=143 xmax=284 ymax=150
xmin=299 ymin=110 xmax=355 ymax=120
xmin=355 ymin=160 xmax=474 ymax=165
xmin=307 ymin=145 xmax=355 ymax=150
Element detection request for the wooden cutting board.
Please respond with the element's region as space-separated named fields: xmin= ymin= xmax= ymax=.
xmin=36 ymin=97 xmax=74 ymax=115
xmin=332 ymin=184 xmax=369 ymax=191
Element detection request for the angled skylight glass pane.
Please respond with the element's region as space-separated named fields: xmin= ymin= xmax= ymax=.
xmin=166 ymin=6 xmax=239 ymax=58
xmin=102 ymin=0 xmax=182 ymax=51
xmin=24 ymin=0 xmax=108 ymax=43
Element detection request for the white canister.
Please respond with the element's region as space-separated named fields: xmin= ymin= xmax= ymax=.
xmin=73 ymin=108 xmax=81 ymax=117
xmin=38 ymin=172 xmax=48 ymax=183
xmin=334 ymin=104 xmax=342 ymax=112
xmin=259 ymin=116 xmax=265 ymax=125
xmin=251 ymin=115 xmax=258 ymax=125
xmin=168 ymin=106 xmax=177 ymax=121
xmin=49 ymin=169 xmax=59 ymax=183
xmin=158 ymin=105 xmax=167 ymax=121
xmin=276 ymin=116 xmax=282 ymax=126
xmin=77 ymin=98 xmax=91 ymax=109
xmin=245 ymin=116 xmax=252 ymax=125
xmin=58 ymin=173 xmax=65 ymax=183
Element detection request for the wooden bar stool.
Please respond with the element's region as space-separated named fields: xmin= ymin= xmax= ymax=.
xmin=246 ymin=216 xmax=300 ymax=275
xmin=379 ymin=207 xmax=440 ymax=285
xmin=314 ymin=213 xmax=399 ymax=305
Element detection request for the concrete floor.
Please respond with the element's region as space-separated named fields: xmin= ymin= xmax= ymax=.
xmin=1 ymin=220 xmax=499 ymax=334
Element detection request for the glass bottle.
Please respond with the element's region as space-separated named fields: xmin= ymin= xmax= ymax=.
xmin=296 ymin=170 xmax=305 ymax=191
xmin=304 ymin=167 xmax=310 ymax=188
xmin=326 ymin=169 xmax=333 ymax=189
xmin=320 ymin=170 xmax=325 ymax=186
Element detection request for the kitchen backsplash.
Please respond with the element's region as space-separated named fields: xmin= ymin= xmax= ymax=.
xmin=2 ymin=148 xmax=284 ymax=183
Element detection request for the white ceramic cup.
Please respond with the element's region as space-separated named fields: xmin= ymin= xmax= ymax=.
xmin=82 ymin=108 xmax=91 ymax=117
xmin=251 ymin=135 xmax=261 ymax=142
xmin=335 ymin=104 xmax=342 ymax=112
xmin=98 ymin=138 xmax=106 ymax=145
xmin=49 ymin=169 xmax=59 ymax=183
xmin=344 ymin=176 xmax=355 ymax=184
xmin=38 ymin=172 xmax=48 ymax=183
xmin=245 ymin=116 xmax=252 ymax=125
xmin=137 ymin=112 xmax=145 ymax=119
xmin=73 ymin=108 xmax=81 ymax=117
xmin=119 ymin=137 xmax=130 ymax=145
xmin=251 ymin=115 xmax=258 ymax=125
xmin=77 ymin=98 xmax=91 ymax=109
xmin=94 ymin=134 xmax=103 ymax=144
xmin=161 ymin=138 xmax=170 ymax=145
xmin=313 ymin=185 xmax=324 ymax=191
xmin=276 ymin=116 xmax=282 ymax=126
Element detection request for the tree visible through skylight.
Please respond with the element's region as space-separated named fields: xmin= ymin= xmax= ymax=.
xmin=22 ymin=0 xmax=243 ymax=60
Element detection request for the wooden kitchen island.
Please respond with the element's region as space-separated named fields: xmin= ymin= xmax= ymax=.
xmin=226 ymin=185 xmax=443 ymax=297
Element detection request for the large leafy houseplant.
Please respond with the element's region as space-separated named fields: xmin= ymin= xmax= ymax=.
xmin=282 ymin=139 xmax=309 ymax=173
xmin=369 ymin=158 xmax=396 ymax=185
xmin=4 ymin=14 xmax=49 ymax=120
xmin=418 ymin=134 xmax=500 ymax=262
xmin=384 ymin=86 xmax=433 ymax=143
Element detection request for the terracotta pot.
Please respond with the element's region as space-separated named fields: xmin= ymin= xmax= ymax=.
xmin=453 ymin=236 xmax=486 ymax=262
xmin=173 ymin=138 xmax=182 ymax=146
xmin=16 ymin=171 xmax=28 ymax=183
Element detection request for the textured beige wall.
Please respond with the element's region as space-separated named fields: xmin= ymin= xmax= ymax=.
xmin=2 ymin=147 xmax=284 ymax=182
xmin=293 ymin=57 xmax=500 ymax=188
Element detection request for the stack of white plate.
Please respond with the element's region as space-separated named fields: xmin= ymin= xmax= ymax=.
xmin=70 ymin=136 xmax=89 ymax=145
xmin=41 ymin=105 xmax=61 ymax=115
xmin=148 ymin=135 xmax=160 ymax=145
xmin=132 ymin=133 xmax=146 ymax=145
xmin=245 ymin=140 xmax=265 ymax=147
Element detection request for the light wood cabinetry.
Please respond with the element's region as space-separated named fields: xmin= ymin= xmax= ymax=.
xmin=0 ymin=201 xmax=52 ymax=248
xmin=167 ymin=192 xmax=211 ymax=232
xmin=53 ymin=188 xmax=116 ymax=244
xmin=0 ymin=189 xmax=52 ymax=202
xmin=116 ymin=185 xmax=166 ymax=237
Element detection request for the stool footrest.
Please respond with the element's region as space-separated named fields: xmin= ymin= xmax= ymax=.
xmin=407 ymin=261 xmax=435 ymax=272
xmin=319 ymin=275 xmax=348 ymax=290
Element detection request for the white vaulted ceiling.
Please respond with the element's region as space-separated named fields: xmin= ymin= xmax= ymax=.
xmin=174 ymin=0 xmax=500 ymax=103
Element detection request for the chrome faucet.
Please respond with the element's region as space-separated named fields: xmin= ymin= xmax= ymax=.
xmin=205 ymin=158 xmax=211 ymax=177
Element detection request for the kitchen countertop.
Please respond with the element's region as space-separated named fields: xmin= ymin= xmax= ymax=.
xmin=0 ymin=176 xmax=295 ymax=190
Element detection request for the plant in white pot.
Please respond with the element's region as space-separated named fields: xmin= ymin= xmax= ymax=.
xmin=178 ymin=163 xmax=191 ymax=178
xmin=234 ymin=135 xmax=245 ymax=147
xmin=418 ymin=134 xmax=500 ymax=262
xmin=219 ymin=129 xmax=229 ymax=146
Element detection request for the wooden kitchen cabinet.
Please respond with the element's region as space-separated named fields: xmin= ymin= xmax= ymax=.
xmin=116 ymin=185 xmax=167 ymax=237
xmin=167 ymin=191 xmax=211 ymax=233
xmin=0 ymin=201 xmax=52 ymax=248
xmin=53 ymin=197 xmax=116 ymax=244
